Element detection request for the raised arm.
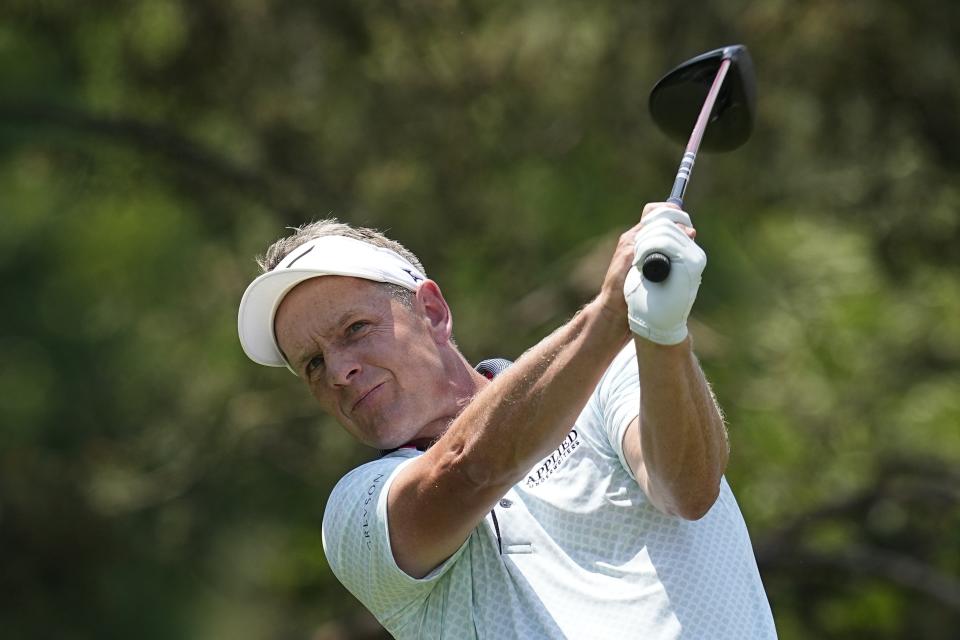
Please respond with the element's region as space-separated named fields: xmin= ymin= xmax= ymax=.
xmin=387 ymin=222 xmax=644 ymax=578
xmin=620 ymin=337 xmax=728 ymax=520
xmin=619 ymin=202 xmax=728 ymax=519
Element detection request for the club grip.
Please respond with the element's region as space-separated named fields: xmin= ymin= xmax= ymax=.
xmin=641 ymin=252 xmax=672 ymax=283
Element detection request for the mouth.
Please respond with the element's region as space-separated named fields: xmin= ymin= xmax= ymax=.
xmin=351 ymin=382 xmax=386 ymax=413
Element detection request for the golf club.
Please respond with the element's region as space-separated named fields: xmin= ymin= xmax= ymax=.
xmin=641 ymin=44 xmax=757 ymax=283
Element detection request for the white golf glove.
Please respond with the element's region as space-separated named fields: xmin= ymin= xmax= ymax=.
xmin=623 ymin=206 xmax=707 ymax=345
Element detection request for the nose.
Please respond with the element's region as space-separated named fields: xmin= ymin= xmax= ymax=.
xmin=325 ymin=348 xmax=361 ymax=387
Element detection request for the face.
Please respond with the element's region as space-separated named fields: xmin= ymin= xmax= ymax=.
xmin=274 ymin=276 xmax=455 ymax=449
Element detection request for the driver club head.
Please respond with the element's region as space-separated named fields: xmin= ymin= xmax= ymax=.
xmin=649 ymin=44 xmax=757 ymax=152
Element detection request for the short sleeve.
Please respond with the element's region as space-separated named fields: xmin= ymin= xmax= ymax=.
xmin=321 ymin=452 xmax=469 ymax=627
xmin=589 ymin=343 xmax=641 ymax=480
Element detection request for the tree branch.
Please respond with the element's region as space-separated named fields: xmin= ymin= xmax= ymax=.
xmin=0 ymin=102 xmax=341 ymax=220
xmin=762 ymin=545 xmax=960 ymax=611
xmin=755 ymin=456 xmax=960 ymax=611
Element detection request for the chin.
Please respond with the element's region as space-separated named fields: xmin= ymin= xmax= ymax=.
xmin=350 ymin=403 xmax=428 ymax=450
xmin=370 ymin=430 xmax=416 ymax=451
xmin=348 ymin=418 xmax=407 ymax=450
xmin=363 ymin=416 xmax=419 ymax=449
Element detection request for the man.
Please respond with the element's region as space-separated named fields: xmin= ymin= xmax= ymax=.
xmin=237 ymin=203 xmax=777 ymax=638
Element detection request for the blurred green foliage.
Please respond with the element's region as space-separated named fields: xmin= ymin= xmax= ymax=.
xmin=1 ymin=1 xmax=958 ymax=638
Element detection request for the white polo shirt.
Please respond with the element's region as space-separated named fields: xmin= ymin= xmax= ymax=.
xmin=322 ymin=345 xmax=777 ymax=638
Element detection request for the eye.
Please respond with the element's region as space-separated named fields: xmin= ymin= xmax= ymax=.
xmin=305 ymin=354 xmax=325 ymax=376
xmin=347 ymin=321 xmax=367 ymax=335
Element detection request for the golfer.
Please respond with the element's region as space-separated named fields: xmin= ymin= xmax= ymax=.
xmin=238 ymin=203 xmax=777 ymax=639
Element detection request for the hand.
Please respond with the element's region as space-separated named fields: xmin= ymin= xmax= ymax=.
xmin=596 ymin=203 xmax=696 ymax=335
xmin=623 ymin=205 xmax=706 ymax=345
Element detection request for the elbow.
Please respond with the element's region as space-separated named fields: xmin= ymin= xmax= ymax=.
xmin=677 ymin=440 xmax=729 ymax=520
xmin=669 ymin=480 xmax=722 ymax=521
xmin=675 ymin=491 xmax=719 ymax=521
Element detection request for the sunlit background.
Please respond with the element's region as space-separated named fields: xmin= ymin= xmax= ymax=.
xmin=2 ymin=1 xmax=958 ymax=638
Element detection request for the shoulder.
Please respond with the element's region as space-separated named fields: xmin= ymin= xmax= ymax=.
xmin=323 ymin=451 xmax=416 ymax=541
xmin=329 ymin=452 xmax=411 ymax=498
xmin=322 ymin=450 xmax=445 ymax=627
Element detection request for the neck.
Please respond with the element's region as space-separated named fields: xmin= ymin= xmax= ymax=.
xmin=405 ymin=348 xmax=488 ymax=450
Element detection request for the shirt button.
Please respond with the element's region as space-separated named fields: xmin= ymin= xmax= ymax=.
xmin=499 ymin=498 xmax=513 ymax=508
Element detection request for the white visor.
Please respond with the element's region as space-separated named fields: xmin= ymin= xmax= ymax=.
xmin=237 ymin=235 xmax=425 ymax=369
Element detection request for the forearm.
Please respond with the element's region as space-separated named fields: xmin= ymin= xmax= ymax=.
xmin=440 ymin=299 xmax=628 ymax=490
xmin=388 ymin=299 xmax=629 ymax=578
xmin=634 ymin=335 xmax=728 ymax=518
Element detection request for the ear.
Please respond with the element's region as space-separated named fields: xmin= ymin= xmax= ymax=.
xmin=414 ymin=280 xmax=453 ymax=345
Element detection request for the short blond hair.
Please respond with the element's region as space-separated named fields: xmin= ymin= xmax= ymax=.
xmin=257 ymin=218 xmax=427 ymax=276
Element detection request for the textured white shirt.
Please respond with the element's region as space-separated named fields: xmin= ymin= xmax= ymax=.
xmin=322 ymin=345 xmax=777 ymax=638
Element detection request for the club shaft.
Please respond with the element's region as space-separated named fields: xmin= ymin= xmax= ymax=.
xmin=667 ymin=56 xmax=733 ymax=206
